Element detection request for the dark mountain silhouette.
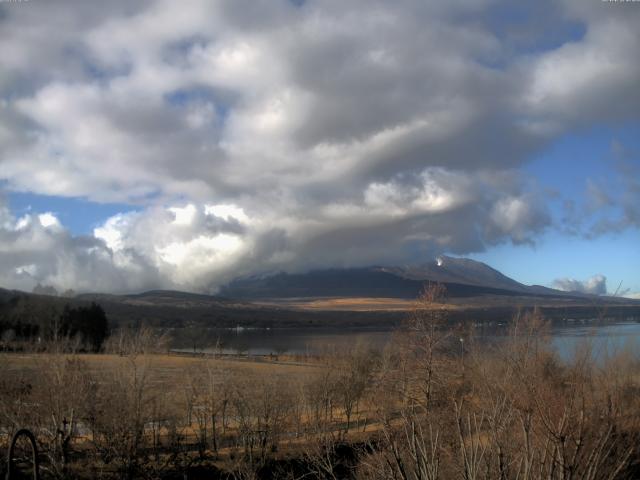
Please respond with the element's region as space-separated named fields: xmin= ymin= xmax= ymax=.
xmin=383 ymin=255 xmax=529 ymax=292
xmin=220 ymin=268 xmax=534 ymax=299
xmin=220 ymin=256 xmax=591 ymax=300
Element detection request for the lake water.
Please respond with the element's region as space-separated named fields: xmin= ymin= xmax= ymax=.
xmin=549 ymin=321 xmax=640 ymax=361
xmin=171 ymin=319 xmax=640 ymax=361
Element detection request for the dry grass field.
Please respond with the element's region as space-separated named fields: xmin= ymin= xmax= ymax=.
xmin=1 ymin=352 xmax=316 ymax=380
xmin=2 ymin=292 xmax=640 ymax=479
xmin=0 ymin=344 xmax=380 ymax=479
xmin=258 ymin=296 xmax=453 ymax=312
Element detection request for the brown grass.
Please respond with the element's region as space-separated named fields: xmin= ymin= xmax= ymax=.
xmin=258 ymin=297 xmax=455 ymax=311
xmin=0 ymin=351 xmax=315 ymax=382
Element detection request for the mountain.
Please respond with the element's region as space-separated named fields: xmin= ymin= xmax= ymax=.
xmin=380 ymin=255 xmax=529 ymax=292
xmin=219 ymin=256 xmax=582 ymax=300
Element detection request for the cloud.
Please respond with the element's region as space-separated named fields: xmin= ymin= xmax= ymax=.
xmin=0 ymin=183 xmax=551 ymax=293
xmin=553 ymin=274 xmax=607 ymax=295
xmin=0 ymin=0 xmax=638 ymax=292
xmin=4 ymin=0 xmax=638 ymax=204
xmin=580 ymin=143 xmax=640 ymax=237
xmin=0 ymin=196 xmax=162 ymax=293
xmin=92 ymin=202 xmax=258 ymax=290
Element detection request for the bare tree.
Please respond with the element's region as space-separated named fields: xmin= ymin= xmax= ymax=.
xmin=32 ymin=352 xmax=92 ymax=478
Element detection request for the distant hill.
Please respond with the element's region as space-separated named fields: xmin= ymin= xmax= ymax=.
xmin=77 ymin=289 xmax=247 ymax=309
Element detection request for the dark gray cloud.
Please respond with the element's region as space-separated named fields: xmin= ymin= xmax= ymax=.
xmin=0 ymin=0 xmax=638 ymax=292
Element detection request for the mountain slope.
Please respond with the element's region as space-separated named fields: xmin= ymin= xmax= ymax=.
xmin=220 ymin=256 xmax=631 ymax=301
xmin=219 ymin=257 xmax=581 ymax=300
xmin=382 ymin=255 xmax=528 ymax=292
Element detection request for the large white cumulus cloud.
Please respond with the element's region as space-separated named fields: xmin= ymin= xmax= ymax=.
xmin=0 ymin=197 xmax=265 ymax=293
xmin=94 ymin=203 xmax=264 ymax=289
xmin=553 ymin=275 xmax=607 ymax=295
xmin=0 ymin=0 xmax=639 ymax=292
xmin=0 ymin=198 xmax=159 ymax=293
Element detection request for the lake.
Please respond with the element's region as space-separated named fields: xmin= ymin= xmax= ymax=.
xmin=171 ymin=318 xmax=640 ymax=361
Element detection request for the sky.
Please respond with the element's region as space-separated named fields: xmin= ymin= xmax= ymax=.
xmin=0 ymin=0 xmax=638 ymax=296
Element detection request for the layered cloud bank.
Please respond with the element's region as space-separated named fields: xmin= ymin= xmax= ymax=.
xmin=0 ymin=189 xmax=548 ymax=293
xmin=0 ymin=0 xmax=639 ymax=293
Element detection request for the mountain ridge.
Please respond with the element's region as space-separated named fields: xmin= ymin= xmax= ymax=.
xmin=219 ymin=256 xmax=595 ymax=300
xmin=3 ymin=256 xmax=637 ymax=311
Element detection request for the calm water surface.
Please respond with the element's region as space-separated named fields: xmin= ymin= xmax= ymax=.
xmin=550 ymin=321 xmax=640 ymax=361
xmin=171 ymin=319 xmax=640 ymax=360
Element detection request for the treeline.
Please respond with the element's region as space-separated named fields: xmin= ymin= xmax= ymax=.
xmin=0 ymin=294 xmax=109 ymax=352
xmin=1 ymin=287 xmax=640 ymax=479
